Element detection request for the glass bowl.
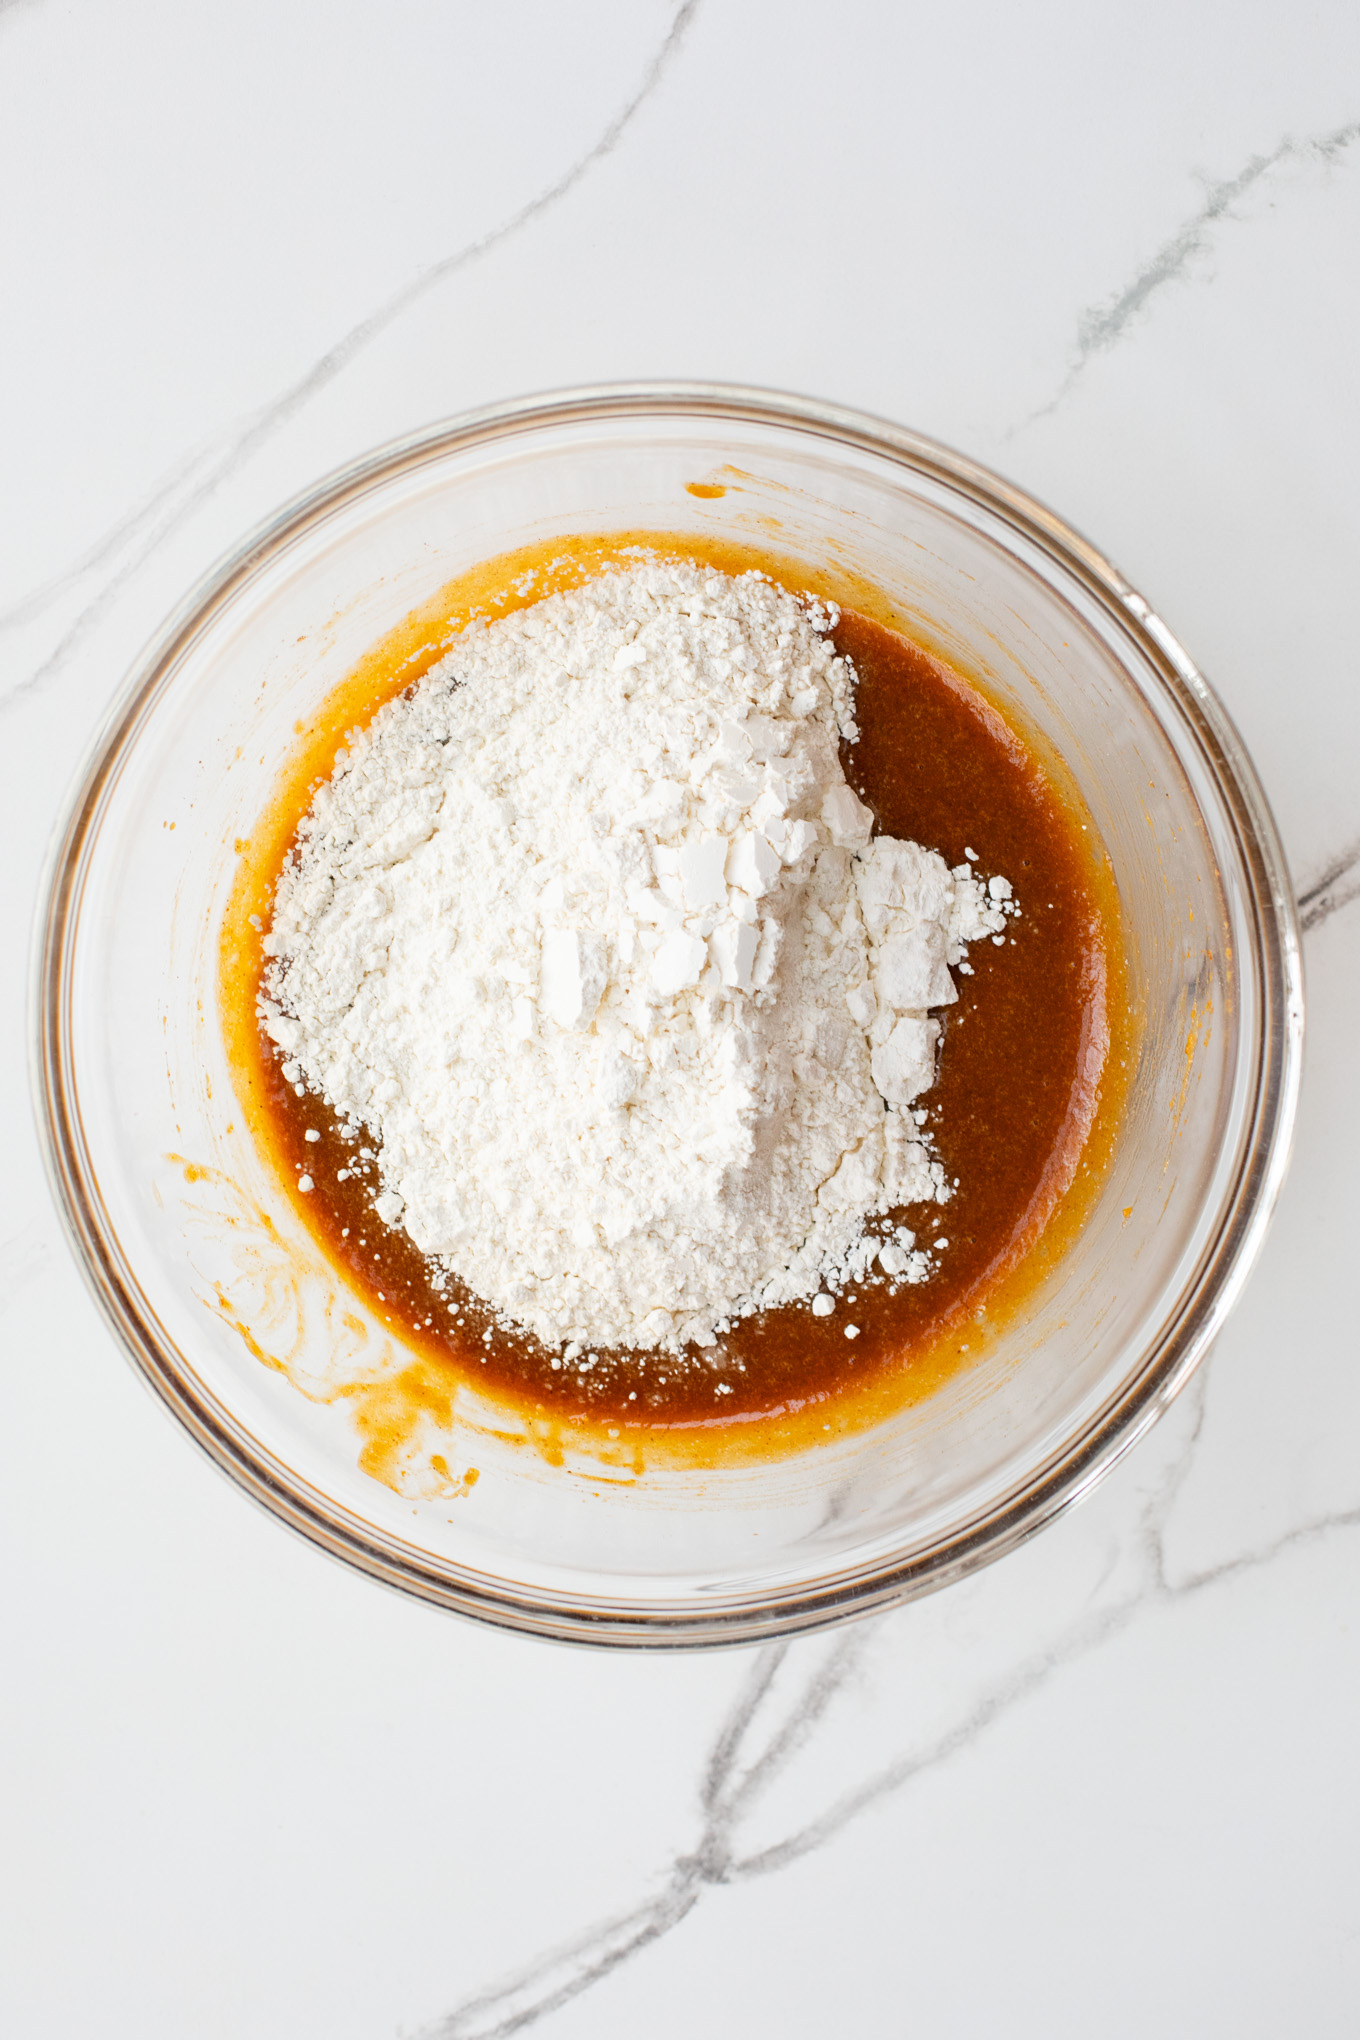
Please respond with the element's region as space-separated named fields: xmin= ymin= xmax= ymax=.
xmin=33 ymin=384 xmax=1303 ymax=1647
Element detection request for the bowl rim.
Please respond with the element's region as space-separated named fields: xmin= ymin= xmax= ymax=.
xmin=30 ymin=380 xmax=1305 ymax=1648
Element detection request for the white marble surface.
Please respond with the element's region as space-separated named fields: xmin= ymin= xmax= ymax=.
xmin=3 ymin=2 xmax=1359 ymax=2032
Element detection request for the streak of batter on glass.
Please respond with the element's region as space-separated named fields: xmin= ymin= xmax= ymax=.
xmin=221 ymin=530 xmax=1127 ymax=1467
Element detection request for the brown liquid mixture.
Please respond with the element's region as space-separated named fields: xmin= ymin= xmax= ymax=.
xmin=230 ymin=564 xmax=1115 ymax=1445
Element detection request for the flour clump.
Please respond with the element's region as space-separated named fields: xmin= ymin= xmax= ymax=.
xmin=260 ymin=562 xmax=1013 ymax=1354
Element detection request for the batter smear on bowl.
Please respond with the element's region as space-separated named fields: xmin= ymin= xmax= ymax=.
xmin=227 ymin=544 xmax=1117 ymax=1439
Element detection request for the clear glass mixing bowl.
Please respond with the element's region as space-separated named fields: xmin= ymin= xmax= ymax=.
xmin=33 ymin=385 xmax=1303 ymax=1646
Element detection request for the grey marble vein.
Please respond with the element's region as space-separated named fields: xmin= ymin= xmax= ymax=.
xmin=1298 ymin=839 xmax=1360 ymax=932
xmin=1023 ymin=117 xmax=1360 ymax=426
xmin=730 ymin=1376 xmax=1210 ymax=1882
xmin=414 ymin=1633 xmax=866 ymax=2040
xmin=0 ymin=0 xmax=701 ymax=713
xmin=422 ymin=1363 xmax=1360 ymax=2037
xmin=412 ymin=1875 xmax=703 ymax=2040
xmin=0 ymin=438 xmax=225 ymax=636
xmin=0 ymin=1222 xmax=54 ymax=1314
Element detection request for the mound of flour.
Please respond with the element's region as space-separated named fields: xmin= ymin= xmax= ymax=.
xmin=260 ymin=561 xmax=1013 ymax=1353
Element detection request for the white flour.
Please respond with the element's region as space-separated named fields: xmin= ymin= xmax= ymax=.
xmin=260 ymin=561 xmax=1014 ymax=1356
